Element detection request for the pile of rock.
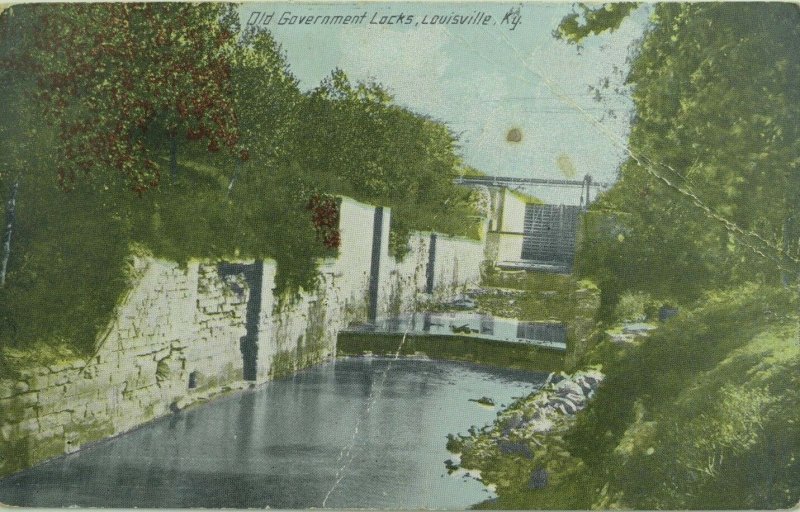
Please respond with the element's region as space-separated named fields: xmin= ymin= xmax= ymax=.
xmin=498 ymin=368 xmax=604 ymax=437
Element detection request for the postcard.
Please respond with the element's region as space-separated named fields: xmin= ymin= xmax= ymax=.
xmin=0 ymin=1 xmax=797 ymax=509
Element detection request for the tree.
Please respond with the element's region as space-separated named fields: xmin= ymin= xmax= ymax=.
xmin=290 ymin=70 xmax=479 ymax=255
xmin=225 ymin=27 xmax=302 ymax=193
xmin=3 ymin=3 xmax=244 ymax=194
xmin=567 ymin=3 xmax=800 ymax=304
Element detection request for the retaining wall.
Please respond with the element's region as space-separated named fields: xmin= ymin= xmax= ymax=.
xmin=0 ymin=196 xmax=488 ymax=476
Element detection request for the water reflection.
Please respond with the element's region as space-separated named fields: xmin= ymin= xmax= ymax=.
xmin=350 ymin=312 xmax=567 ymax=349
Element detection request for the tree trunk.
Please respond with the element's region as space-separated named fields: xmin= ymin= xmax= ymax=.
xmin=1 ymin=179 xmax=19 ymax=288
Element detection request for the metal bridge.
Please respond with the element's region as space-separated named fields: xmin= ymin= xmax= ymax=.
xmin=454 ymin=174 xmax=610 ymax=208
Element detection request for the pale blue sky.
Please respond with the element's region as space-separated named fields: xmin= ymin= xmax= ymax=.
xmin=239 ymin=3 xmax=650 ymax=204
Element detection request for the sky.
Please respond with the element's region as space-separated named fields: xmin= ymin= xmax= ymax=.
xmin=239 ymin=2 xmax=650 ymax=205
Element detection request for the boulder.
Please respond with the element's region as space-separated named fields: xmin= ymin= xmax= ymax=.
xmin=550 ymin=397 xmax=578 ymax=415
xmin=554 ymin=379 xmax=583 ymax=398
xmin=528 ymin=468 xmax=549 ymax=489
xmin=497 ymin=441 xmax=533 ymax=459
xmin=526 ymin=418 xmax=554 ymax=433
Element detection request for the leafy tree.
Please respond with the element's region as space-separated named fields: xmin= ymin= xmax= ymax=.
xmin=292 ymin=70 xmax=480 ymax=255
xmin=224 ymin=28 xmax=302 ymax=193
xmin=569 ymin=3 xmax=800 ymax=308
xmin=4 ymin=3 xmax=243 ymax=194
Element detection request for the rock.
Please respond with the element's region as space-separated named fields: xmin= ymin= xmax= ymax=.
xmin=14 ymin=381 xmax=29 ymax=394
xmin=503 ymin=411 xmax=524 ymax=429
xmin=609 ymin=333 xmax=635 ymax=344
xmin=469 ymin=396 xmax=495 ymax=406
xmin=526 ymin=418 xmax=554 ymax=433
xmin=528 ymin=468 xmax=548 ymax=489
xmin=554 ymin=379 xmax=583 ymax=398
xmin=550 ymin=397 xmax=578 ymax=415
xmin=497 ymin=441 xmax=533 ymax=459
xmin=622 ymin=323 xmax=657 ymax=335
xmin=0 ymin=423 xmax=13 ymax=442
xmin=0 ymin=381 xmax=14 ymax=400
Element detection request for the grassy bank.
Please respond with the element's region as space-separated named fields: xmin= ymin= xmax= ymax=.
xmin=452 ymin=283 xmax=800 ymax=509
xmin=337 ymin=333 xmax=565 ymax=374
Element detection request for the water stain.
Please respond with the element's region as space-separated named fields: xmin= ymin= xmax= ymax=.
xmin=506 ymin=128 xmax=522 ymax=143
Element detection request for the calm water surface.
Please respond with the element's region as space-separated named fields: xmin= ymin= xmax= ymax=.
xmin=0 ymin=357 xmax=546 ymax=509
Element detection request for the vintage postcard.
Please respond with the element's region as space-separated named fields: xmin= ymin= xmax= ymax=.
xmin=0 ymin=1 xmax=798 ymax=509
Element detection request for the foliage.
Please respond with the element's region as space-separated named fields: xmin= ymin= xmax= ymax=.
xmin=293 ymin=69 xmax=481 ymax=241
xmin=572 ymin=3 xmax=800 ymax=312
xmin=613 ymin=291 xmax=657 ymax=323
xmin=564 ymin=284 xmax=799 ymax=509
xmin=0 ymin=6 xmax=482 ymax=363
xmin=554 ymin=3 xmax=639 ymax=45
xmin=307 ymin=194 xmax=341 ymax=250
xmin=463 ymin=284 xmax=798 ymax=509
xmin=4 ymin=3 xmax=243 ymax=194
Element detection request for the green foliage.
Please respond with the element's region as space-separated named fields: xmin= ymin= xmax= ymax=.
xmin=555 ymin=3 xmax=639 ymax=45
xmin=292 ymin=69 xmax=481 ymax=241
xmin=613 ymin=291 xmax=657 ymax=323
xmin=466 ymin=285 xmax=799 ymax=509
xmin=563 ymin=284 xmax=799 ymax=508
xmin=575 ymin=3 xmax=800 ymax=313
xmin=4 ymin=3 xmax=243 ymax=193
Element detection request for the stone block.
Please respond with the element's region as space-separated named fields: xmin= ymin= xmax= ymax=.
xmin=38 ymin=411 xmax=71 ymax=433
xmin=51 ymin=372 xmax=73 ymax=387
xmin=0 ymin=422 xmax=13 ymax=441
xmin=37 ymin=385 xmax=69 ymax=408
xmin=17 ymin=417 xmax=40 ymax=434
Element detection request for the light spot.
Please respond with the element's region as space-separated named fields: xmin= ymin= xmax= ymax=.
xmin=556 ymin=153 xmax=577 ymax=178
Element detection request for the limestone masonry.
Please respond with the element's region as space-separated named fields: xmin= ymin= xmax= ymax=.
xmin=0 ymin=196 xmax=487 ymax=476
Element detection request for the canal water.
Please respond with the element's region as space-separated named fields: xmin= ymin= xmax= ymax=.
xmin=347 ymin=312 xmax=568 ymax=350
xmin=0 ymin=357 xmax=547 ymax=509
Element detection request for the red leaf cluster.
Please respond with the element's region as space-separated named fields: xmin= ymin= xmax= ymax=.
xmin=10 ymin=3 xmax=244 ymax=193
xmin=307 ymin=194 xmax=341 ymax=249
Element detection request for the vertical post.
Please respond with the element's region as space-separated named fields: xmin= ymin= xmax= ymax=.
xmin=583 ymin=174 xmax=592 ymax=209
xmin=367 ymin=207 xmax=384 ymax=324
xmin=426 ymin=233 xmax=437 ymax=294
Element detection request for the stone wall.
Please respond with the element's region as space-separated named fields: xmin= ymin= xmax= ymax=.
xmin=0 ymin=257 xmax=255 ymax=475
xmin=0 ymin=195 xmax=489 ymax=477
